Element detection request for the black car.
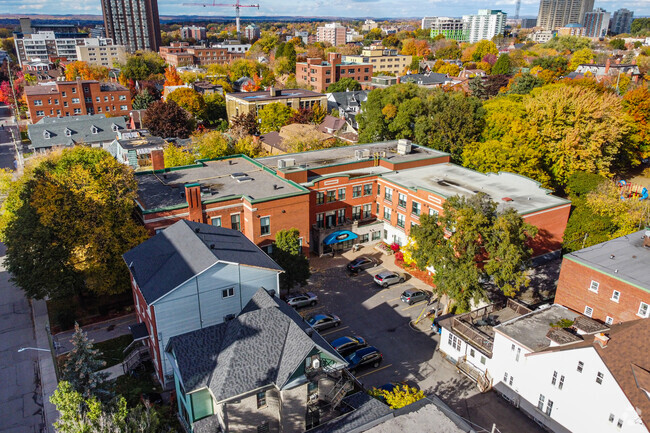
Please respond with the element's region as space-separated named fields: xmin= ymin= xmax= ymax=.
xmin=345 ymin=346 xmax=383 ymax=370
xmin=347 ymin=256 xmax=379 ymax=273
xmin=330 ymin=336 xmax=368 ymax=357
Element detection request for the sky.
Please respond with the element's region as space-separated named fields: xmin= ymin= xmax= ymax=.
xmin=3 ymin=0 xmax=649 ymax=18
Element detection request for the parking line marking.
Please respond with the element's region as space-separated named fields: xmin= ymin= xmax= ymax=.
xmin=387 ymin=296 xmax=401 ymax=302
xmin=356 ymin=363 xmax=393 ymax=378
xmin=402 ymin=301 xmax=428 ymax=311
xmin=321 ymin=326 xmax=349 ymax=336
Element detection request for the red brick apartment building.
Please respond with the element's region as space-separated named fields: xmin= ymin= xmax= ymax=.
xmin=296 ymin=53 xmax=373 ymax=93
xmin=159 ymin=42 xmax=244 ymax=67
xmin=25 ymin=79 xmax=131 ymax=123
xmin=555 ymin=230 xmax=650 ymax=325
xmin=135 ymin=140 xmax=571 ymax=258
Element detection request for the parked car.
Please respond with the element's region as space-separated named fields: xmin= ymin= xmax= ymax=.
xmin=347 ymin=256 xmax=379 ymax=273
xmin=285 ymin=292 xmax=318 ymax=308
xmin=373 ymin=270 xmax=406 ymax=288
xmin=345 ymin=346 xmax=383 ymax=370
xmin=330 ymin=336 xmax=367 ymax=357
xmin=400 ymin=288 xmax=430 ymax=305
xmin=307 ymin=313 xmax=341 ymax=331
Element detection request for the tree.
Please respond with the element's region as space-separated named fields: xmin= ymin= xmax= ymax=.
xmin=64 ymin=61 xmax=109 ymax=81
xmin=258 ymin=102 xmax=295 ymax=133
xmin=230 ymin=111 xmax=259 ymax=136
xmin=143 ymin=100 xmax=195 ymax=139
xmin=409 ymin=194 xmax=536 ymax=311
xmin=506 ymin=73 xmax=544 ymax=95
xmin=609 ymin=38 xmax=626 ymax=50
xmin=271 ymin=228 xmax=310 ymax=291
xmin=233 ymin=135 xmax=263 ymax=158
xmin=191 ymin=130 xmax=233 ymax=159
xmin=401 ymin=39 xmax=431 ymax=57
xmin=369 ymin=385 xmax=425 ymax=409
xmin=568 ymin=48 xmax=595 ymax=71
xmin=472 ymin=40 xmax=498 ymax=62
xmin=631 ymin=18 xmax=650 ymax=34
xmin=468 ymin=75 xmax=510 ymax=99
xmin=0 ymin=148 xmax=148 ymax=299
xmin=327 ymin=78 xmax=362 ymax=92
xmin=163 ymin=65 xmax=183 ymax=86
xmin=167 ymin=87 xmax=207 ymax=120
xmin=203 ymin=92 xmax=227 ymax=126
xmin=163 ymin=143 xmax=195 ymax=168
xmin=61 ymin=323 xmax=110 ymax=398
xmin=623 ymin=87 xmax=650 ymax=158
xmin=491 ymin=54 xmax=512 ymax=75
xmin=132 ymin=88 xmax=156 ymax=110
xmin=120 ymin=52 xmax=165 ymax=81
xmin=437 ymin=63 xmax=460 ymax=76
xmin=543 ymin=35 xmax=592 ymax=52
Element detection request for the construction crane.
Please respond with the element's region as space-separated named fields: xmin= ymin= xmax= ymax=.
xmin=183 ymin=0 xmax=260 ymax=38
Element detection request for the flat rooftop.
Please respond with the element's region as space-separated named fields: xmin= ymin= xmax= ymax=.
xmin=135 ymin=157 xmax=305 ymax=211
xmin=564 ymin=229 xmax=650 ymax=290
xmin=257 ymin=141 xmax=449 ymax=174
xmin=226 ymin=88 xmax=323 ymax=102
xmin=117 ymin=134 xmax=166 ymax=150
xmin=381 ymin=163 xmax=570 ymax=215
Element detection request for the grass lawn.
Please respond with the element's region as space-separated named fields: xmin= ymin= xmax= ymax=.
xmin=47 ymin=291 xmax=134 ymax=333
xmin=95 ymin=334 xmax=134 ymax=369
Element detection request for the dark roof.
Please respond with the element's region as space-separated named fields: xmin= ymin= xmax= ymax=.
xmin=122 ymin=220 xmax=283 ymax=304
xmin=399 ymin=72 xmax=450 ymax=85
xmin=309 ymin=392 xmax=393 ymax=433
xmin=327 ymin=91 xmax=369 ymax=110
xmin=129 ymin=322 xmax=149 ymax=341
xmin=564 ymin=230 xmax=650 ymax=290
xmin=318 ymin=115 xmax=347 ymax=134
xmin=27 ymin=114 xmax=126 ymax=150
xmin=228 ymin=88 xmax=323 ymax=102
xmin=166 ymin=288 xmax=346 ymax=400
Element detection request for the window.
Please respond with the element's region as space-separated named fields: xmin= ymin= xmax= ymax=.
xmin=584 ymin=306 xmax=593 ymax=317
xmin=515 ymin=347 xmax=521 ymax=362
xmin=36 ymin=110 xmax=44 ymax=116
xmin=577 ymin=361 xmax=584 ymax=373
xmin=73 ymin=108 xmax=81 ymax=114
xmin=85 ymin=97 xmax=92 ymax=103
xmin=384 ymin=187 xmax=392 ymax=202
xmin=256 ymin=391 xmax=267 ymax=409
xmin=104 ymin=96 xmax=108 ymax=102
xmin=363 ymin=183 xmax=372 ymax=196
xmin=545 ymin=400 xmax=553 ymax=416
xmin=308 ymin=382 xmax=318 ymax=401
xmin=609 ymin=414 xmax=615 ymax=423
xmin=639 ymin=302 xmax=649 ymax=318
xmin=558 ymin=375 xmax=564 ymax=390
xmin=120 ymin=105 xmax=127 ymax=110
xmin=383 ymin=207 xmax=392 ymax=221
xmin=611 ymin=290 xmax=620 ymax=302
xmin=257 ymin=422 xmax=270 ymax=433
xmin=338 ymin=187 xmax=346 ymax=200
xmin=412 ymin=201 xmax=420 ymax=216
xmin=429 ymin=208 xmax=438 ymax=217
xmin=211 ymin=216 xmax=221 ymax=226
xmin=231 ymin=214 xmax=241 ymax=231
xmin=72 ymin=98 xmax=80 ymax=104
xmin=337 ymin=208 xmax=345 ymax=223
xmin=83 ymin=86 xmax=89 ymax=93
xmin=589 ymin=280 xmax=599 ymax=292
xmin=397 ymin=213 xmax=405 ymax=228
xmin=360 ymin=233 xmax=369 ymax=243
xmin=617 ymin=419 xmax=623 ymax=428
xmin=596 ymin=372 xmax=604 ymax=384
xmin=119 ymin=95 xmax=126 ymax=101
xmin=352 ymin=185 xmax=362 ymax=198
xmin=537 ymin=394 xmax=545 ymax=410
xmin=260 ymin=216 xmax=270 ymax=236
xmin=503 ymin=372 xmax=508 ymax=382
xmin=95 ymin=96 xmax=100 ymax=102
xmin=327 ymin=190 xmax=336 ymax=203
xmin=606 ymin=316 xmax=614 ymax=325
xmin=470 ymin=348 xmax=475 ymax=357
xmin=398 ymin=193 xmax=407 ymax=208
xmin=551 ymin=371 xmax=557 ymax=385
xmin=363 ymin=203 xmax=371 ymax=219
xmin=447 ymin=334 xmax=461 ymax=351
xmin=480 ymin=356 xmax=486 ymax=365
xmin=316 ymin=213 xmax=324 ymax=228
xmin=222 ymin=287 xmax=234 ymax=298
xmin=316 ymin=191 xmax=325 ymax=205
xmin=54 ymin=99 xmax=59 ymax=105
xmin=34 ymin=99 xmax=43 ymax=106
xmin=372 ymin=231 xmax=381 ymax=241
xmin=509 ymin=376 xmax=514 ymax=386
xmin=352 ymin=206 xmax=361 ymax=220
xmin=377 ymin=184 xmax=381 ymax=196
xmin=62 ymin=91 xmax=66 ymax=97
xmin=71 ymin=87 xmax=76 ymax=93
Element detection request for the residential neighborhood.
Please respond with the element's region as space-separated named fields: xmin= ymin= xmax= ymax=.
xmin=1 ymin=1 xmax=650 ymax=433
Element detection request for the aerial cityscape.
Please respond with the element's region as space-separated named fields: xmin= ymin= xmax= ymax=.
xmin=0 ymin=0 xmax=649 ymax=432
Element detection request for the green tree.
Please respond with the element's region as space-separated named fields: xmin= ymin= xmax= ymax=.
xmin=609 ymin=38 xmax=626 ymax=50
xmin=163 ymin=143 xmax=196 ymax=168
xmin=61 ymin=323 xmax=110 ymax=399
xmin=491 ymin=54 xmax=512 ymax=75
xmin=471 ymin=40 xmax=498 ymax=62
xmin=326 ymin=77 xmax=362 ymax=92
xmin=132 ymin=88 xmax=156 ymax=110
xmin=192 ymin=130 xmax=233 ymax=159
xmin=143 ymin=100 xmax=196 ymax=139
xmin=167 ymin=88 xmax=207 ymax=120
xmin=568 ymin=48 xmax=595 ymax=71
xmin=0 ymin=148 xmax=148 ymax=299
xmin=543 ymin=35 xmax=592 ymax=52
xmin=631 ymin=18 xmax=650 ymax=34
xmin=271 ymin=228 xmax=311 ymax=291
xmin=506 ymin=73 xmax=544 ymax=95
xmin=258 ymin=102 xmax=295 ymax=133
xmin=203 ymin=92 xmax=227 ymax=126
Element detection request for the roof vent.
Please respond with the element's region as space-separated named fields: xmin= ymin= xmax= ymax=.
xmin=210 ymin=244 xmax=215 ymax=249
xmin=194 ymin=227 xmax=200 ymax=233
xmin=610 ymin=254 xmax=615 ymax=259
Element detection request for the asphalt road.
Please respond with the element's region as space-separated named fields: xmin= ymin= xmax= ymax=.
xmin=0 ymin=103 xmax=21 ymax=170
xmin=0 ymin=243 xmax=44 ymax=433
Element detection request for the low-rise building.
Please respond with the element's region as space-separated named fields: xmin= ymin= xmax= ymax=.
xmin=225 ymin=87 xmax=327 ymax=120
xmin=398 ymin=72 xmax=454 ymax=88
xmin=24 ymin=79 xmax=131 ymax=123
xmin=105 ymin=130 xmax=166 ymax=171
xmin=27 ymin=113 xmax=126 ymax=151
xmin=122 ymin=220 xmax=284 ymax=386
xmin=370 ymin=75 xmax=398 ymax=89
xmin=75 ymin=38 xmax=127 ymax=68
xmin=557 ymin=24 xmax=585 ymax=37
xmin=159 ymin=42 xmax=244 ymax=68
xmin=529 ymin=30 xmax=556 ymax=43
xmin=326 ymin=90 xmax=369 ymax=129
xmin=362 ymin=20 xmax=378 ymax=32
xmin=296 ymin=53 xmax=373 ymax=93
xmin=554 ymin=229 xmax=650 ymax=325
xmin=212 ymin=41 xmax=251 ymax=54
xmin=571 ymin=59 xmax=641 ymax=82
xmin=344 ymin=47 xmax=412 ymax=77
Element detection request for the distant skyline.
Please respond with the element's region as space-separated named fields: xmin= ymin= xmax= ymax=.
xmin=2 ymin=0 xmax=649 ymax=19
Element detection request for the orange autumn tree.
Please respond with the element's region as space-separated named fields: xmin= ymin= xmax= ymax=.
xmin=241 ymin=74 xmax=262 ymax=92
xmin=164 ymin=65 xmax=183 ymax=86
xmin=64 ymin=61 xmax=109 ymax=81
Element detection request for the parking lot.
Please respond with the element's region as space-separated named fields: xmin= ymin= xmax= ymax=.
xmin=297 ymin=249 xmax=546 ymax=433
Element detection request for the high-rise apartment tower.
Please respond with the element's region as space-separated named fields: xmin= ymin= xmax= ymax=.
xmin=101 ymin=0 xmax=162 ymax=52
xmin=537 ymin=0 xmax=594 ymax=30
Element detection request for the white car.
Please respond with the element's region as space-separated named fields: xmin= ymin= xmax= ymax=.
xmin=285 ymin=292 xmax=318 ymax=308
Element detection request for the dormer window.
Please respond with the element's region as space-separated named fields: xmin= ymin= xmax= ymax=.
xmin=111 ymin=123 xmax=119 ymax=132
xmin=43 ymin=130 xmax=51 ymax=139
xmin=64 ymin=128 xmax=72 ymax=137
xmin=91 ymin=125 xmax=98 ymax=134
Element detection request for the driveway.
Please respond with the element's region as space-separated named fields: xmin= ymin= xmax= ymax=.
xmin=303 ymin=248 xmax=545 ymax=433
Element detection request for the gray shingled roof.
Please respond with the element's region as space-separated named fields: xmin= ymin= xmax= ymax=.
xmin=399 ymin=72 xmax=450 ymax=85
xmin=28 ymin=114 xmax=126 ymax=150
xmin=166 ymin=288 xmax=347 ymax=400
xmin=122 ymin=220 xmax=283 ymax=304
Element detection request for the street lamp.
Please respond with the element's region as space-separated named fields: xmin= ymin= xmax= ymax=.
xmin=18 ymin=347 xmax=51 ymax=353
xmin=18 ymin=346 xmax=60 ymax=382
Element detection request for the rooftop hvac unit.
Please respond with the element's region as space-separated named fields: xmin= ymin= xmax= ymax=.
xmin=355 ymin=149 xmax=370 ymax=160
xmin=397 ymin=139 xmax=412 ymax=155
xmin=277 ymin=158 xmax=296 ymax=169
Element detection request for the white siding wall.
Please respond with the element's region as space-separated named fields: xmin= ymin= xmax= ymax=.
xmin=438 ymin=327 xmax=495 ymax=374
xmin=491 ymin=332 xmax=646 ymax=433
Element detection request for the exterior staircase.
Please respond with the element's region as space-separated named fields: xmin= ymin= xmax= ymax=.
xmin=122 ymin=342 xmax=151 ymax=374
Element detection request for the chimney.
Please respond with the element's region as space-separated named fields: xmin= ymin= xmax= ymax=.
xmin=269 ymin=86 xmax=277 ymax=97
xmin=605 ymin=58 xmax=611 ymax=74
xmin=151 ymin=149 xmax=165 ymax=171
xmin=594 ymin=333 xmax=610 ymax=348
xmin=184 ymin=183 xmax=204 ymax=223
xmin=644 ymin=229 xmax=650 ymax=248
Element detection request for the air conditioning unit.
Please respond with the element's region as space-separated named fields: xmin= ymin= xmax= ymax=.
xmin=355 ymin=149 xmax=370 ymax=160
xmin=397 ymin=139 xmax=412 ymax=155
xmin=277 ymin=158 xmax=296 ymax=168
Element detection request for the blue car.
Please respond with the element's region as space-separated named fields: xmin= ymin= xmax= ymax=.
xmin=330 ymin=336 xmax=367 ymax=357
xmin=345 ymin=346 xmax=383 ymax=370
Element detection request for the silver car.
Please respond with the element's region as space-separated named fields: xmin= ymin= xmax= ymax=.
xmin=286 ymin=292 xmax=318 ymax=308
xmin=373 ymin=270 xmax=406 ymax=288
xmin=400 ymin=289 xmax=430 ymax=305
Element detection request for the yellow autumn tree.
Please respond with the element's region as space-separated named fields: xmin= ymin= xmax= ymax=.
xmin=164 ymin=65 xmax=183 ymax=86
xmin=369 ymin=385 xmax=425 ymax=409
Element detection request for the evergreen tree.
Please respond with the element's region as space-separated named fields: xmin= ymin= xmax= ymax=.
xmin=271 ymin=229 xmax=311 ymax=291
xmin=132 ymin=88 xmax=155 ymax=110
xmin=491 ymin=54 xmax=512 ymax=75
xmin=61 ymin=323 xmax=110 ymax=399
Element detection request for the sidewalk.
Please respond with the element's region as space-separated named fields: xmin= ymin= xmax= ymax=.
xmin=54 ymin=313 xmax=137 ymax=354
xmin=31 ymin=300 xmax=59 ymax=433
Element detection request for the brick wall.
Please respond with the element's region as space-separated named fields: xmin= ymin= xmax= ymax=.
xmin=522 ymin=204 xmax=571 ymax=256
xmin=555 ymin=257 xmax=650 ymax=324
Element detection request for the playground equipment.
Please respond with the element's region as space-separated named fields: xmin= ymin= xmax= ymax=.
xmin=618 ymin=180 xmax=649 ymax=200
